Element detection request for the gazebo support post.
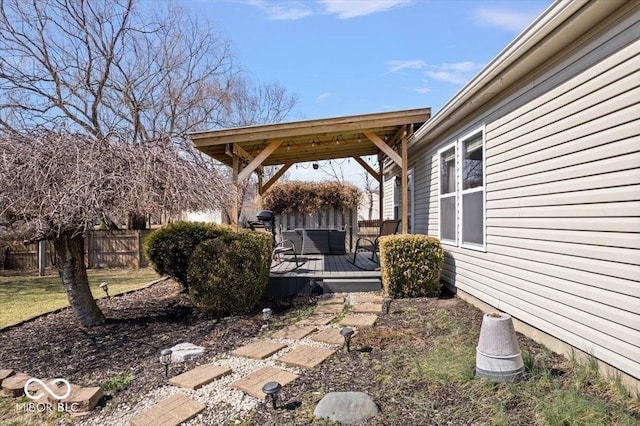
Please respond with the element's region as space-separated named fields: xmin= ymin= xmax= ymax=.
xmin=401 ymin=126 xmax=408 ymax=234
xmin=232 ymin=155 xmax=239 ymax=230
xmin=378 ymin=152 xmax=384 ymax=231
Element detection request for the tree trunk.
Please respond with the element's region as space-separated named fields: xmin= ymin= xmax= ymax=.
xmin=53 ymin=231 xmax=105 ymax=327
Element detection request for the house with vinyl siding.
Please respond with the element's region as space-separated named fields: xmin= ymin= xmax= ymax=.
xmin=382 ymin=0 xmax=640 ymax=392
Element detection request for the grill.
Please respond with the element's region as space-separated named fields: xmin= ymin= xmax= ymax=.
xmin=257 ymin=210 xmax=275 ymax=232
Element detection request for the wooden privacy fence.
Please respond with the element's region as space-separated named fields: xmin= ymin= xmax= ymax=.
xmin=1 ymin=240 xmax=56 ymax=271
xmin=1 ymin=230 xmax=152 ymax=271
xmin=86 ymin=230 xmax=152 ymax=268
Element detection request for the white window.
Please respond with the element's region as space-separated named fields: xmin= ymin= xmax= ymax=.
xmin=437 ymin=127 xmax=486 ymax=250
xmin=438 ymin=143 xmax=457 ymax=244
xmin=460 ymin=129 xmax=485 ymax=249
xmin=383 ymin=176 xmax=395 ymax=220
xmin=393 ymin=177 xmax=400 ymax=221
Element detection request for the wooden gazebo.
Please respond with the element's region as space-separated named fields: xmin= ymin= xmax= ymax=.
xmin=190 ymin=108 xmax=431 ymax=234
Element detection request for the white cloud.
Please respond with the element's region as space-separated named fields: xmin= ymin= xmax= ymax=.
xmin=386 ymin=59 xmax=426 ymax=74
xmin=244 ymin=0 xmax=313 ymax=20
xmin=240 ymin=0 xmax=413 ymax=20
xmin=316 ymin=92 xmax=333 ymax=102
xmin=415 ymin=86 xmax=431 ymax=95
xmin=423 ymin=62 xmax=484 ymax=85
xmin=318 ymin=0 xmax=413 ymax=19
xmin=472 ymin=7 xmax=539 ymax=32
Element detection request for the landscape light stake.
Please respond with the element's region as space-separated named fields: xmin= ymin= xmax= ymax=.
xmin=383 ymin=297 xmax=392 ymax=315
xmin=99 ymin=282 xmax=110 ymax=298
xmin=262 ymin=308 xmax=272 ymax=330
xmin=262 ymin=381 xmax=282 ymax=409
xmin=160 ymin=349 xmax=172 ymax=378
xmin=340 ymin=327 xmax=354 ymax=352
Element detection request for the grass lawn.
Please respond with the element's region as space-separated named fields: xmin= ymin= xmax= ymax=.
xmin=0 ymin=268 xmax=161 ymax=328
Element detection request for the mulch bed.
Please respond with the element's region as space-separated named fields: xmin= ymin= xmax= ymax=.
xmin=0 ymin=280 xmax=260 ymax=410
xmin=0 ymin=279 xmax=565 ymax=425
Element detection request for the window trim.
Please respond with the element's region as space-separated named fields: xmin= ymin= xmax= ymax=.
xmin=459 ymin=126 xmax=486 ymax=251
xmin=438 ymin=142 xmax=457 ymax=246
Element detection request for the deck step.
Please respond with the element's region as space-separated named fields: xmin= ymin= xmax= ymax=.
xmin=322 ymin=278 xmax=381 ymax=293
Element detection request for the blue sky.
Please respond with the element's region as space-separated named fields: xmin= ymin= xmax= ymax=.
xmin=188 ymin=0 xmax=553 ymax=120
xmin=185 ymin=0 xmax=553 ymax=184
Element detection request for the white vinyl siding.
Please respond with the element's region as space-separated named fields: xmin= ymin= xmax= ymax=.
xmin=484 ymin=35 xmax=639 ymax=379
xmin=409 ymin=3 xmax=640 ymax=382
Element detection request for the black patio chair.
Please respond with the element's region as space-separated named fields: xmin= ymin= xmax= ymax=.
xmin=248 ymin=221 xmax=302 ymax=267
xmin=353 ymin=219 xmax=401 ymax=264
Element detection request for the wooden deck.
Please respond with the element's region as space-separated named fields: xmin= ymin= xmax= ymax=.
xmin=267 ymin=253 xmax=382 ymax=297
xmin=271 ymin=253 xmax=379 ymax=277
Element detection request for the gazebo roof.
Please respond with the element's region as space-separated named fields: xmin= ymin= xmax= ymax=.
xmin=190 ymin=108 xmax=431 ymax=169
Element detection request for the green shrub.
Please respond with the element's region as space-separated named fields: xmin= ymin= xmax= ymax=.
xmin=143 ymin=222 xmax=234 ymax=290
xmin=379 ymin=234 xmax=444 ymax=298
xmin=187 ymin=231 xmax=272 ymax=317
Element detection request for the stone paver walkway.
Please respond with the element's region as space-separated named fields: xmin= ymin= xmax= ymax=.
xmin=168 ymin=365 xmax=232 ymax=390
xmin=0 ymin=372 xmax=104 ymax=413
xmin=314 ymin=304 xmax=344 ymax=315
xmin=297 ymin=315 xmax=336 ymax=326
xmin=352 ymin=303 xmax=382 ymax=313
xmin=278 ymin=345 xmax=336 ymax=369
xmin=231 ymin=366 xmax=300 ymax=399
xmin=272 ymin=325 xmax=317 ymax=340
xmin=121 ymin=290 xmax=386 ymax=425
xmin=0 ymin=369 xmax=14 ymax=382
xmin=311 ymin=328 xmax=354 ymax=345
xmin=1 ymin=373 xmax=31 ymax=397
xmin=353 ymin=294 xmax=384 ymax=304
xmin=231 ymin=341 xmax=287 ymax=359
xmin=130 ymin=393 xmax=205 ymax=426
xmin=340 ymin=314 xmax=379 ymax=328
xmin=47 ymin=384 xmax=103 ymax=413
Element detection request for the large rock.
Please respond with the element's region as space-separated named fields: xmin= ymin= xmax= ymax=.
xmin=314 ymin=391 xmax=380 ymax=424
xmin=169 ymin=343 xmax=207 ymax=363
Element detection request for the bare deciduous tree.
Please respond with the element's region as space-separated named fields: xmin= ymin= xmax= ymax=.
xmin=0 ymin=0 xmax=234 ymax=140
xmin=361 ymin=168 xmax=380 ymax=220
xmin=223 ymin=77 xmax=297 ymax=128
xmin=319 ymin=160 xmax=348 ymax=182
xmin=0 ymin=131 xmax=226 ymax=327
xmin=0 ymin=0 xmax=297 ymax=229
xmin=218 ymin=78 xmax=297 ymax=224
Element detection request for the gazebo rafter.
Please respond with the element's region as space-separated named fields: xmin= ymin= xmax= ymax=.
xmin=190 ymin=107 xmax=431 ymax=233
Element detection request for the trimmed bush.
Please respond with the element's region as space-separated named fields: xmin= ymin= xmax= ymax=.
xmin=263 ymin=181 xmax=360 ymax=215
xmin=187 ymin=231 xmax=272 ymax=317
xmin=379 ymin=234 xmax=444 ymax=298
xmin=143 ymin=222 xmax=234 ymax=290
